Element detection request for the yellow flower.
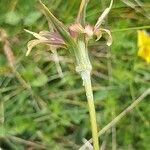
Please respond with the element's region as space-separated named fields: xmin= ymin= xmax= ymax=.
xmin=138 ymin=30 xmax=150 ymax=63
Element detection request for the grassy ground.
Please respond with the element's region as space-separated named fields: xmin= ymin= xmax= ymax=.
xmin=0 ymin=0 xmax=150 ymax=149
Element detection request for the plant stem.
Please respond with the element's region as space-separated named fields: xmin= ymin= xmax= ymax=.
xmin=76 ymin=40 xmax=99 ymax=150
xmin=81 ymin=71 xmax=99 ymax=150
xmin=79 ymin=88 xmax=150 ymax=150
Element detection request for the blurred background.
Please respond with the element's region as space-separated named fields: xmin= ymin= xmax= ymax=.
xmin=0 ymin=0 xmax=150 ymax=149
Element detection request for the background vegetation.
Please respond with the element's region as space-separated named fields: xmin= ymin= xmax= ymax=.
xmin=0 ymin=0 xmax=150 ymax=149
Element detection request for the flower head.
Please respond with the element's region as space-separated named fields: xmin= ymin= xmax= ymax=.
xmin=25 ymin=0 xmax=113 ymax=58
xmin=138 ymin=30 xmax=150 ymax=63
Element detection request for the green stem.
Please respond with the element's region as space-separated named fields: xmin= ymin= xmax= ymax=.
xmin=81 ymin=71 xmax=99 ymax=150
xmin=76 ymin=40 xmax=99 ymax=150
xmin=112 ymin=25 xmax=150 ymax=32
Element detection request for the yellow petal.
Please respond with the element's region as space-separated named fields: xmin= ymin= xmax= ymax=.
xmin=137 ymin=30 xmax=150 ymax=63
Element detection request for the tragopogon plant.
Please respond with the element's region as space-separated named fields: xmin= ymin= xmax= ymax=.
xmin=25 ymin=0 xmax=113 ymax=149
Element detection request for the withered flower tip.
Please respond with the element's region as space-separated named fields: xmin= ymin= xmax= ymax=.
xmin=25 ymin=0 xmax=113 ymax=56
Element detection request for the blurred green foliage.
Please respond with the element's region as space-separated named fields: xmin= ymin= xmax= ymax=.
xmin=0 ymin=0 xmax=150 ymax=150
